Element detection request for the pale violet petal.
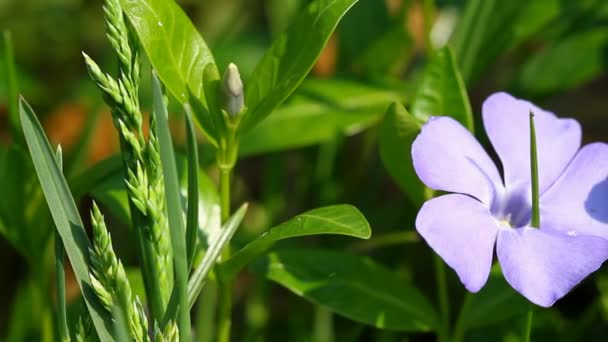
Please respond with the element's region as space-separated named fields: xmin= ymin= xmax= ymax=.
xmin=483 ymin=92 xmax=581 ymax=194
xmin=497 ymin=227 xmax=608 ymax=307
xmin=412 ymin=116 xmax=504 ymax=207
xmin=416 ymin=194 xmax=499 ymax=292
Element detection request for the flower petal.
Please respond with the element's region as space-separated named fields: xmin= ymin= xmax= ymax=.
xmin=412 ymin=116 xmax=503 ymax=206
xmin=541 ymin=143 xmax=608 ymax=239
xmin=416 ymin=194 xmax=499 ymax=292
xmin=497 ymin=227 xmax=608 ymax=307
xmin=482 ymin=92 xmax=581 ymax=193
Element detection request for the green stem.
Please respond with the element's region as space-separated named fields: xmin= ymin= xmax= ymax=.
xmin=433 ymin=254 xmax=450 ymax=342
xmin=218 ymin=167 xmax=233 ymax=342
xmin=524 ymin=306 xmax=533 ymax=342
xmin=54 ymin=232 xmax=68 ymax=342
xmin=451 ymin=293 xmax=472 ymax=342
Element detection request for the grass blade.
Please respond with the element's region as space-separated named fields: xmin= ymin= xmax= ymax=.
xmin=151 ymin=71 xmax=191 ymax=342
xmin=54 ymin=146 xmax=69 ymax=341
xmin=184 ymin=109 xmax=199 ymax=269
xmin=19 ymin=97 xmax=114 ymax=341
xmin=3 ymin=31 xmax=20 ymax=140
xmin=162 ymin=203 xmax=247 ymax=327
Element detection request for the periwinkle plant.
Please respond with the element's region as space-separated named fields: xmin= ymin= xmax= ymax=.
xmin=413 ymin=92 xmax=608 ymax=307
xmin=9 ymin=0 xmax=608 ymax=341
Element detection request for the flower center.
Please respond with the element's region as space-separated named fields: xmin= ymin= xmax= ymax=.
xmin=491 ymin=186 xmax=532 ymax=228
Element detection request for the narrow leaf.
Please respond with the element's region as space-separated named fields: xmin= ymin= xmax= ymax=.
xmin=162 ymin=203 xmax=247 ymax=326
xmin=3 ymin=31 xmax=20 ymax=140
xmin=19 ymin=97 xmax=114 ymax=341
xmin=378 ymin=102 xmax=427 ymax=207
xmin=121 ymin=0 xmax=215 ymax=105
xmin=151 ymin=72 xmax=191 ymax=341
xmin=219 ymin=204 xmax=371 ymax=280
xmin=241 ymin=0 xmax=359 ymax=132
xmin=254 ymin=249 xmax=438 ymax=331
xmin=410 ymin=47 xmax=473 ymax=132
xmin=185 ymin=112 xmax=200 ymax=269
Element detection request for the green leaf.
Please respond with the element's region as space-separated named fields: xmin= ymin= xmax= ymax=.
xmin=121 ymin=0 xmax=215 ymax=105
xmin=219 ymin=204 xmax=371 ymax=280
xmin=162 ymin=203 xmax=247 ymax=327
xmin=410 ymin=47 xmax=473 ymax=131
xmin=240 ymin=79 xmax=399 ymax=156
xmin=454 ymin=269 xmax=528 ymax=332
xmin=3 ymin=31 xmax=20 ymax=140
xmin=513 ymin=27 xmax=608 ymax=95
xmin=378 ymin=102 xmax=428 ymax=207
xmin=449 ymin=0 xmax=562 ymax=84
xmin=19 ymin=97 xmax=114 ymax=341
xmin=185 ymin=112 xmax=199 ymax=269
xmin=241 ymin=0 xmax=359 ymax=132
xmin=151 ymin=72 xmax=191 ymax=341
xmin=253 ymin=249 xmax=438 ymax=331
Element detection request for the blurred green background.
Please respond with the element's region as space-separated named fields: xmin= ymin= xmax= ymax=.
xmin=2 ymin=0 xmax=608 ymax=340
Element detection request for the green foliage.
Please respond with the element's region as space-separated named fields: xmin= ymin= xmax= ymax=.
xmin=378 ymin=102 xmax=426 ymax=207
xmin=220 ymin=205 xmax=371 ymax=281
xmin=20 ymin=98 xmax=114 ymax=341
xmin=253 ymin=249 xmax=438 ymax=331
xmin=454 ymin=270 xmax=529 ymax=335
xmin=240 ymin=79 xmax=400 ymax=155
xmin=241 ymin=0 xmax=360 ymax=132
xmin=120 ymin=0 xmax=215 ymax=105
xmin=410 ymin=47 xmax=473 ymax=131
xmin=514 ymin=27 xmax=608 ymax=95
xmin=151 ymin=72 xmax=191 ymax=341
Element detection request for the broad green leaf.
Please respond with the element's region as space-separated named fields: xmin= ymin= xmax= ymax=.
xmin=121 ymin=0 xmax=214 ymax=105
xmin=378 ymin=102 xmax=428 ymax=207
xmin=162 ymin=203 xmax=247 ymax=327
xmin=253 ymin=249 xmax=438 ymax=331
xmin=513 ymin=27 xmax=608 ymax=95
xmin=410 ymin=47 xmax=473 ymax=131
xmin=151 ymin=72 xmax=191 ymax=341
xmin=219 ymin=204 xmax=371 ymax=280
xmin=240 ymin=79 xmax=400 ymax=156
xmin=20 ymin=98 xmax=114 ymax=341
xmin=455 ymin=268 xmax=528 ymax=331
xmin=241 ymin=0 xmax=359 ymax=132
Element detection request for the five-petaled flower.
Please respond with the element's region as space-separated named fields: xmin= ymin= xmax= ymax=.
xmin=412 ymin=92 xmax=608 ymax=307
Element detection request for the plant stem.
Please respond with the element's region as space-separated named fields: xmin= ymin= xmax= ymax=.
xmin=524 ymin=306 xmax=533 ymax=342
xmin=218 ymin=167 xmax=233 ymax=342
xmin=451 ymin=293 xmax=472 ymax=342
xmin=54 ymin=233 xmax=68 ymax=342
xmin=433 ymin=254 xmax=450 ymax=342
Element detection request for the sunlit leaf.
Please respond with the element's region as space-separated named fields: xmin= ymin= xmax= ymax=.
xmin=241 ymin=0 xmax=359 ymax=132
xmin=20 ymin=98 xmax=114 ymax=341
xmin=121 ymin=0 xmax=215 ymax=105
xmin=254 ymin=249 xmax=438 ymax=331
xmin=410 ymin=47 xmax=473 ymax=131
xmin=220 ymin=205 xmax=371 ymax=280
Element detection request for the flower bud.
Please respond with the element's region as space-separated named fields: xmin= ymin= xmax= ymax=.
xmin=221 ymin=63 xmax=244 ymax=117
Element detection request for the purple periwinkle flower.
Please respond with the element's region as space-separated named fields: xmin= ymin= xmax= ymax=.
xmin=412 ymin=92 xmax=608 ymax=307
